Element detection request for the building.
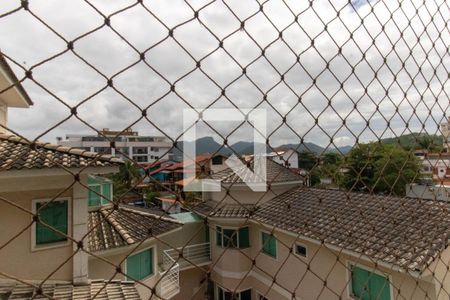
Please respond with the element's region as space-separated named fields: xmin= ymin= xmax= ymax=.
xmin=0 ymin=54 xmax=33 ymax=134
xmin=266 ymin=147 xmax=299 ymax=169
xmin=0 ymin=55 xmax=144 ymax=299
xmin=174 ymin=157 xmax=450 ymax=300
xmin=440 ymin=117 xmax=450 ymax=152
xmin=146 ymin=154 xmax=229 ymax=188
xmin=57 ymin=128 xmax=172 ymax=164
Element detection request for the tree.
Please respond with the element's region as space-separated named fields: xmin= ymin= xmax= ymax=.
xmin=298 ymin=151 xmax=318 ymax=170
xmin=339 ymin=143 xmax=421 ymax=196
xmin=111 ymin=160 xmax=141 ymax=195
xmin=298 ymin=151 xmax=320 ymax=186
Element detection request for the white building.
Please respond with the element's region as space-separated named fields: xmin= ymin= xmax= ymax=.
xmin=440 ymin=117 xmax=450 ymax=151
xmin=406 ymin=183 xmax=450 ymax=201
xmin=57 ymin=128 xmax=172 ymax=164
xmin=267 ymin=147 xmax=299 ymax=169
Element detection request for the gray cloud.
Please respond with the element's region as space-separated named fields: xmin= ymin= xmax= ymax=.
xmin=0 ymin=0 xmax=448 ymax=149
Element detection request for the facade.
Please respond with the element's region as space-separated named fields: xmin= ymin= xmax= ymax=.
xmin=183 ymin=157 xmax=450 ymax=300
xmin=57 ymin=128 xmax=172 ymax=164
xmin=440 ymin=118 xmax=450 ymax=152
xmin=0 ymin=57 xmax=143 ymax=299
xmin=267 ymin=148 xmax=299 ymax=169
xmin=0 ymin=54 xmax=33 ymax=134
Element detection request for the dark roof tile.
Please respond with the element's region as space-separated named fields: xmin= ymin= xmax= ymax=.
xmin=0 ymin=280 xmax=140 ymax=300
xmin=0 ymin=134 xmax=123 ymax=170
xmin=88 ymin=205 xmax=182 ymax=252
xmin=253 ymin=187 xmax=450 ymax=272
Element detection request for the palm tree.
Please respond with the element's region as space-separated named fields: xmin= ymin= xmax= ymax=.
xmin=112 ymin=160 xmax=140 ymax=194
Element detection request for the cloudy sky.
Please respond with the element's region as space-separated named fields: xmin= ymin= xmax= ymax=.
xmin=0 ymin=0 xmax=449 ymax=149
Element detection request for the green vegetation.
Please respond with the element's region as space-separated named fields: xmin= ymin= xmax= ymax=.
xmin=111 ymin=160 xmax=141 ymax=195
xmin=298 ymin=143 xmax=421 ymax=196
xmin=381 ymin=133 xmax=443 ymax=152
xmin=144 ymin=190 xmax=160 ymax=206
xmin=339 ymin=143 xmax=421 ymax=196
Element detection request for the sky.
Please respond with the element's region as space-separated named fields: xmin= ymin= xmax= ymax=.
xmin=0 ymin=0 xmax=449 ymax=148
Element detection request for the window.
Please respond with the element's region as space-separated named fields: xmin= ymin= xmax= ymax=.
xmin=150 ymin=147 xmax=159 ymax=152
xmin=258 ymin=294 xmax=269 ymax=300
xmin=294 ymin=243 xmax=307 ymax=257
xmin=126 ymin=248 xmax=154 ymax=281
xmin=216 ymin=226 xmax=250 ymax=249
xmin=133 ymin=155 xmax=148 ymax=163
xmin=88 ymin=176 xmax=113 ymax=207
xmin=212 ymin=156 xmax=223 ymax=165
xmin=132 ymin=146 xmax=148 ymax=154
xmin=217 ymin=286 xmax=251 ymax=300
xmin=261 ymin=231 xmax=276 ymax=258
xmin=116 ymin=147 xmax=129 ymax=155
xmin=35 ymin=200 xmax=68 ymax=245
xmin=93 ymin=147 xmax=112 ymax=154
xmin=350 ymin=265 xmax=391 ymax=300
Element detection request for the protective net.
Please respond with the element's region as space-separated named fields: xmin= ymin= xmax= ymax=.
xmin=0 ymin=0 xmax=449 ymax=299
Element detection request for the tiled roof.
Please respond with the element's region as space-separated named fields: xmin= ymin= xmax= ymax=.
xmin=191 ymin=200 xmax=255 ymax=218
xmin=0 ymin=280 xmax=140 ymax=300
xmin=253 ymin=187 xmax=450 ymax=272
xmin=88 ymin=205 xmax=182 ymax=252
xmin=0 ymin=134 xmax=123 ymax=170
xmin=211 ymin=157 xmax=303 ymax=184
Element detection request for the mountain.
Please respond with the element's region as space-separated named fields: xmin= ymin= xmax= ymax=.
xmin=170 ymin=132 xmax=443 ymax=161
xmin=380 ymin=133 xmax=443 ymax=149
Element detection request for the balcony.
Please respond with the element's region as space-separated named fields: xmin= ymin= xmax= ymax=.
xmin=163 ymin=242 xmax=211 ymax=270
xmin=158 ymin=243 xmax=211 ymax=299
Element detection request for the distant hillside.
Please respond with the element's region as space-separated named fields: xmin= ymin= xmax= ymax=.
xmin=171 ymin=137 xmax=352 ymax=160
xmin=381 ymin=133 xmax=443 ymax=149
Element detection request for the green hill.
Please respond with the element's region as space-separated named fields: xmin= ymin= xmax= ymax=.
xmin=381 ymin=133 xmax=443 ymax=150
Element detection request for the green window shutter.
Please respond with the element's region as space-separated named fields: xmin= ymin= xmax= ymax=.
xmin=223 ymin=229 xmax=237 ymax=248
xmin=101 ymin=183 xmax=112 ymax=205
xmin=238 ymin=227 xmax=250 ymax=249
xmin=126 ymin=253 xmax=141 ymax=280
xmin=88 ymin=185 xmax=101 ymax=206
xmin=216 ymin=226 xmax=223 ymax=247
xmin=369 ymin=271 xmax=391 ymax=300
xmin=261 ymin=232 xmax=276 ymax=257
xmin=127 ymin=249 xmax=153 ymax=280
xmin=36 ymin=201 xmax=68 ymax=245
xmin=351 ymin=265 xmax=370 ymax=300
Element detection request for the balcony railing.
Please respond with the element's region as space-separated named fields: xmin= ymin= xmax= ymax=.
xmin=163 ymin=242 xmax=211 ymax=270
xmin=158 ymin=260 xmax=180 ymax=300
xmin=158 ymin=243 xmax=211 ymax=299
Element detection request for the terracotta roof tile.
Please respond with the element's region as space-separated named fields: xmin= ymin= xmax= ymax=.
xmin=253 ymin=187 xmax=450 ymax=272
xmin=0 ymin=280 xmax=140 ymax=300
xmin=88 ymin=205 xmax=182 ymax=252
xmin=0 ymin=134 xmax=123 ymax=170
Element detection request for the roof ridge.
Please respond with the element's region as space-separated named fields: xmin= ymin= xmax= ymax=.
xmin=0 ymin=134 xmax=123 ymax=164
xmin=99 ymin=208 xmax=135 ymax=245
xmin=118 ymin=205 xmax=184 ymax=225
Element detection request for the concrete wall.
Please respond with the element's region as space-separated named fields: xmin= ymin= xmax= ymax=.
xmin=0 ymin=101 xmax=7 ymax=132
xmin=208 ymin=221 xmax=437 ymax=300
xmin=0 ymin=173 xmax=91 ymax=283
xmin=0 ymin=188 xmax=74 ymax=281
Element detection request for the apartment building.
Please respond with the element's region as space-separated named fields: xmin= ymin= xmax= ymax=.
xmin=57 ymin=128 xmax=172 ymax=164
